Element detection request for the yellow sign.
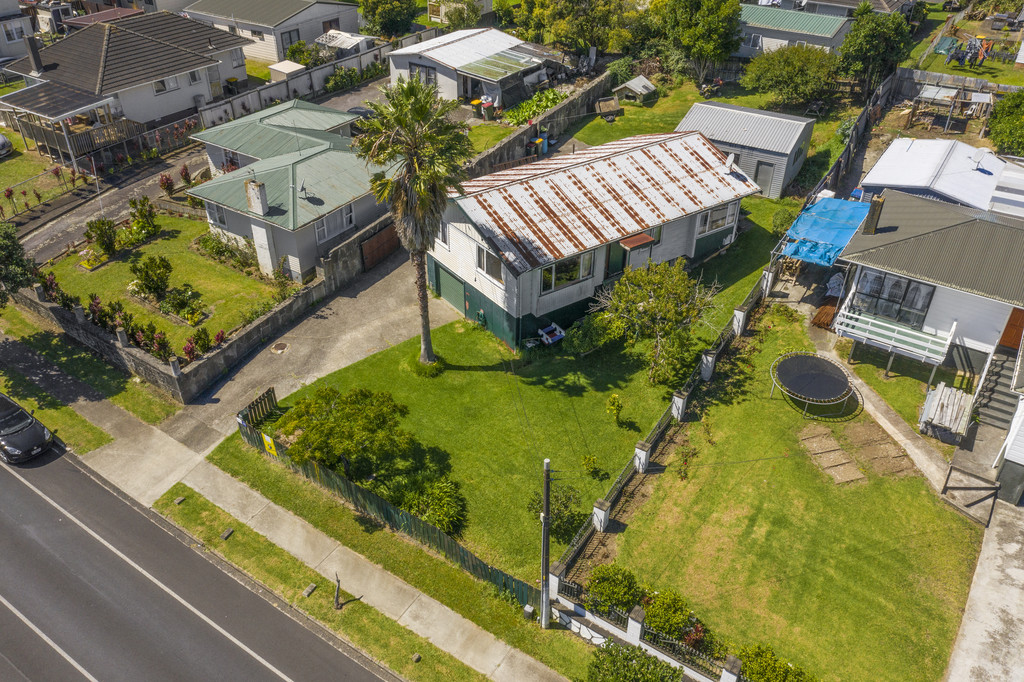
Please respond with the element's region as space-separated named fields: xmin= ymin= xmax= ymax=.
xmin=262 ymin=433 xmax=277 ymax=456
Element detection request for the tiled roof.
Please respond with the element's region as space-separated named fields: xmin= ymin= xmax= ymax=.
xmin=183 ymin=0 xmax=354 ymax=28
xmin=5 ymin=11 xmax=250 ymax=96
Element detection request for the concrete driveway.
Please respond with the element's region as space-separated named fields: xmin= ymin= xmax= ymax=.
xmin=157 ymin=247 xmax=461 ymax=453
xmin=318 ymin=77 xmax=389 ymax=114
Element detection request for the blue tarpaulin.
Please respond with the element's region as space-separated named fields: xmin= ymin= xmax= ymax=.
xmin=780 ymin=198 xmax=870 ymax=266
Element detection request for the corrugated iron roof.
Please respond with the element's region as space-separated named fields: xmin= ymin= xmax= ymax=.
xmin=389 ymin=28 xmax=523 ymax=69
xmin=454 ymin=132 xmax=761 ymax=274
xmin=840 ymin=191 xmax=1024 ymax=307
xmin=675 ymin=101 xmax=813 ymax=155
xmin=739 ymin=5 xmax=849 ymax=38
xmin=614 ymin=76 xmax=656 ymax=96
xmin=459 ymin=49 xmax=540 ymax=82
xmin=992 ymin=162 xmax=1024 ymax=220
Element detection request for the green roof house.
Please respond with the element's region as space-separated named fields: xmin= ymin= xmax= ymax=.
xmin=187 ymin=101 xmax=383 ymax=282
xmin=737 ymin=5 xmax=852 ymax=57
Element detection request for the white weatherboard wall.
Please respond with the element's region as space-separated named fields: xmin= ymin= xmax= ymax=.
xmin=431 ymin=208 xmax=518 ymax=315
xmin=1003 ymin=398 xmax=1024 ymax=465
xmin=922 ymin=285 xmax=1013 ymax=353
xmin=388 ymin=54 xmax=460 ymax=100
xmin=192 ymin=4 xmax=358 ymax=62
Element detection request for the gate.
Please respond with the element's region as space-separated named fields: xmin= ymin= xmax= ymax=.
xmin=360 ymin=223 xmax=401 ymax=270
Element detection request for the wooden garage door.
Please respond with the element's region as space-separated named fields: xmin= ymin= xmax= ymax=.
xmin=436 ymin=264 xmax=465 ymax=313
xmin=360 ymin=224 xmax=401 ymax=270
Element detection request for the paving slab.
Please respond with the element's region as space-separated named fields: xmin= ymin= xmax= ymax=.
xmin=247 ymin=504 xmax=339 ymax=568
xmin=826 ymin=462 xmax=866 ymax=484
xmin=802 ymin=433 xmax=843 ymax=454
xmin=812 ymin=449 xmax=850 ymax=469
xmin=799 ymin=423 xmax=832 ymax=441
xmin=181 ymin=460 xmax=270 ymax=523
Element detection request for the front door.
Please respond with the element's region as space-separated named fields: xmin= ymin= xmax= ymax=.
xmin=207 ymin=65 xmax=223 ymax=100
xmin=605 ymin=241 xmax=626 ymax=278
xmin=1000 ymin=307 xmax=1024 ymax=349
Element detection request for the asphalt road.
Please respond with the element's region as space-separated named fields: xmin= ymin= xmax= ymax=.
xmin=0 ymin=451 xmax=387 ymax=682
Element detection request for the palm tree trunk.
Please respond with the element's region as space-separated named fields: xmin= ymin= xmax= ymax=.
xmin=411 ymin=249 xmax=436 ymax=364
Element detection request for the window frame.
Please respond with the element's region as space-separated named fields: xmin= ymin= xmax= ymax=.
xmin=323 ymin=18 xmax=341 ymax=32
xmin=2 ymin=21 xmax=24 ymax=43
xmin=698 ymin=202 xmax=738 ymax=236
xmin=476 ymin=245 xmax=503 ymax=284
xmin=437 ymin=221 xmax=449 ymax=248
xmin=410 ymin=62 xmax=437 ymax=85
xmin=743 ymin=33 xmax=762 ymax=49
xmin=540 ymin=251 xmax=594 ymax=294
xmin=251 ymin=29 xmax=264 ymax=40
xmin=231 ymin=48 xmax=245 ymax=68
xmin=851 ymin=269 xmax=935 ymax=330
xmin=645 ymin=225 xmax=662 ymax=246
xmin=207 ymin=203 xmax=227 ymax=226
xmin=281 ymin=29 xmax=301 ymax=49
xmin=342 ymin=203 xmax=354 ymax=228
xmin=315 ymin=218 xmax=328 ymax=244
xmin=153 ymin=75 xmax=179 ymax=94
xmin=188 ymin=70 xmax=202 ymax=84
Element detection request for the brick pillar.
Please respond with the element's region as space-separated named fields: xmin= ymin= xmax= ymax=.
xmin=720 ymin=655 xmax=742 ymax=682
xmin=634 ymin=441 xmax=651 ymax=473
xmin=169 ymin=357 xmax=181 ymax=376
xmin=73 ymin=303 xmax=86 ymax=324
xmin=115 ymin=326 xmax=129 ymax=347
xmin=592 ymin=499 xmax=611 ymax=532
xmin=33 ymin=283 xmax=45 ymax=302
xmin=732 ymin=306 xmax=748 ymax=337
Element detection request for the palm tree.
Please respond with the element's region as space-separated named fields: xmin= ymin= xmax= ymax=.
xmin=355 ymin=76 xmax=475 ymax=364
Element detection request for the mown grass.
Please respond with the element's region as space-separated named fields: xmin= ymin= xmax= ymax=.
xmin=617 ymin=305 xmax=983 ymax=682
xmin=0 ymin=365 xmax=111 ymax=453
xmin=245 ymin=60 xmax=273 ymax=86
xmin=47 ymin=215 xmax=277 ymax=350
xmin=154 ymin=484 xmax=488 ymax=682
xmin=0 ymin=125 xmax=70 ymax=213
xmin=468 ymin=122 xmax=514 ymax=153
xmin=207 ymin=434 xmax=594 ymax=680
xmin=0 ymin=305 xmax=178 ymax=425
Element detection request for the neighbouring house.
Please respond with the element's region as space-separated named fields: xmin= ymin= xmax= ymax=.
xmin=775 ymin=0 xmax=914 ymax=17
xmin=0 ymin=11 xmax=250 ymax=166
xmin=314 ymin=29 xmax=375 ymax=59
xmin=426 ymin=0 xmax=493 ymax=25
xmin=187 ymin=100 xmax=382 ymax=282
xmin=427 ymin=132 xmax=761 ymax=347
xmin=613 ymin=75 xmax=657 ymax=103
xmin=0 ymin=0 xmax=33 ymax=59
xmin=737 ymin=5 xmax=852 ymax=57
xmin=63 ymin=7 xmax=145 ymax=31
xmin=183 ymin=0 xmax=359 ymax=63
xmin=388 ymin=28 xmax=563 ymax=108
xmin=675 ymin=101 xmax=814 ymax=198
xmin=31 ymin=1 xmax=74 ymax=35
xmin=191 ymin=98 xmax=358 ymax=173
xmin=859 ymin=138 xmax=1024 ymax=221
xmin=829 ymin=191 xmax=1024 ymax=499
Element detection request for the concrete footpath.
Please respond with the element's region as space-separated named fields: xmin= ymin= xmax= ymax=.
xmin=183 ymin=461 xmax=564 ymax=682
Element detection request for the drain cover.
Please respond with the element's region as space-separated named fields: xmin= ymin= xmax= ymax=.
xmin=271 ymin=342 xmax=288 ymax=354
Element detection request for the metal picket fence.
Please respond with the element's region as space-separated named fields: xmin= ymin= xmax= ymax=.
xmin=236 ymin=388 xmax=541 ymax=609
xmin=641 ymin=623 xmax=723 ymax=678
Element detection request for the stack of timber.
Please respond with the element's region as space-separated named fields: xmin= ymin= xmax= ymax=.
xmin=919 ymin=381 xmax=973 ymax=443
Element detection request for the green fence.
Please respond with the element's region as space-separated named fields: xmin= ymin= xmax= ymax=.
xmin=236 ymin=388 xmax=541 ymax=609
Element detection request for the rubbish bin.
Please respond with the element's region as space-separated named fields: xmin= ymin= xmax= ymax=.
xmin=540 ymin=133 xmax=549 ymax=154
xmin=471 ymin=99 xmax=482 ymax=118
xmin=533 ymin=138 xmax=543 ymax=156
xmin=482 ymin=102 xmax=493 ymax=121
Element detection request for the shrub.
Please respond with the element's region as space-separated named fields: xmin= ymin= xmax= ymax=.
xmin=989 ymin=90 xmax=1024 ymax=156
xmin=737 ymin=644 xmax=819 ymax=682
xmin=563 ymin=312 xmax=616 ymax=355
xmin=128 ymin=196 xmax=158 ymax=238
xmin=179 ymin=164 xmax=192 ymax=186
xmin=214 ymin=329 xmax=225 ymax=345
xmin=182 ymin=337 xmax=198 ymax=362
xmin=325 ymin=66 xmax=361 ymax=93
xmin=582 ymin=452 xmax=599 ymax=477
xmin=84 ymin=218 xmax=118 ymax=257
xmin=158 ymin=173 xmax=174 ymax=197
xmin=586 ymin=642 xmax=680 ymax=682
xmin=771 ymin=208 xmax=797 ymax=237
xmin=129 ymin=255 xmax=173 ymax=299
xmin=607 ymin=57 xmax=634 ymax=87
xmin=606 ymin=393 xmax=623 ymax=423
xmin=504 ymin=89 xmax=568 ymax=126
xmin=159 ymin=283 xmax=204 ymax=323
xmin=272 ymin=258 xmax=293 ymax=302
xmin=150 ymin=331 xmax=172 ymax=361
xmin=645 ymin=589 xmax=696 ymax=642
xmin=186 ymin=195 xmax=205 ymax=209
xmin=193 ymin=326 xmax=212 ymax=354
xmin=527 ymin=483 xmax=584 ymax=543
xmin=585 ymin=564 xmax=642 ymax=613
xmin=493 ymin=0 xmax=515 ymax=24
xmin=408 ymin=476 xmax=468 ymax=536
xmin=197 ymin=230 xmax=259 ymax=271
xmin=741 ymin=45 xmax=839 ymax=106
xmin=408 ymin=351 xmax=446 ymax=377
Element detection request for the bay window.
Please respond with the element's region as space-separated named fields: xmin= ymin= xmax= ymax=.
xmin=541 ymin=251 xmax=593 ymax=293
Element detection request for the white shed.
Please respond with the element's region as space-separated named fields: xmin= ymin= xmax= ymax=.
xmin=269 ymin=59 xmax=306 ymax=82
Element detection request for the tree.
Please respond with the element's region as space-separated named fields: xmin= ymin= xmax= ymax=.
xmin=493 ymin=0 xmax=516 ymax=24
xmin=285 ymin=40 xmax=331 ymax=68
xmin=662 ymin=0 xmax=742 ymax=84
xmin=361 ymin=0 xmax=418 ymax=37
xmin=587 ymin=642 xmax=681 ymax=682
xmin=736 ymin=644 xmax=819 ymax=682
xmin=741 ymin=45 xmax=839 ymax=106
xmin=526 ymin=483 xmax=584 ymax=542
xmin=840 ymin=11 xmax=912 ymax=97
xmin=280 ymin=386 xmax=416 ymax=483
xmin=515 ymin=0 xmax=644 ymax=53
xmin=442 ymin=0 xmax=481 ymax=29
xmin=84 ymin=218 xmax=118 ymax=257
xmin=594 ymin=259 xmax=719 ymax=384
xmin=0 ymin=223 xmax=33 ymax=308
xmin=354 ymin=77 xmax=474 ymax=364
xmin=989 ymin=91 xmax=1024 ymax=156
xmin=584 ymin=563 xmax=642 ymax=612
xmin=129 ymin=255 xmax=172 ymax=299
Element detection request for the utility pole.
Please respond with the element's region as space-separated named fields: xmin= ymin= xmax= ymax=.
xmin=540 ymin=458 xmax=551 ymax=628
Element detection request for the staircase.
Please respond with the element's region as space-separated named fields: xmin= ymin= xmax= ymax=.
xmin=976 ymin=347 xmax=1019 ymax=430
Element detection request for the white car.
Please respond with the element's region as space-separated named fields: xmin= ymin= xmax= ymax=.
xmin=0 ymin=133 xmax=11 ymax=158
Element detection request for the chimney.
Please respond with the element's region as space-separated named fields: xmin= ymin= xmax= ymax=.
xmin=24 ymin=36 xmax=43 ymax=77
xmin=245 ymin=179 xmax=268 ymax=216
xmin=862 ymin=196 xmax=884 ymax=235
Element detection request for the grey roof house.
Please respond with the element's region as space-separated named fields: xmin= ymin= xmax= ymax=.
xmin=676 ymin=101 xmax=814 ymax=198
xmin=188 ymin=100 xmax=384 ymax=282
xmin=613 ymin=75 xmax=657 ymax=102
xmin=737 ymin=5 xmax=852 ymax=57
xmin=776 ymin=0 xmax=914 ymax=16
xmin=0 ymin=11 xmax=250 ymax=164
xmin=183 ymin=0 xmax=359 ymax=63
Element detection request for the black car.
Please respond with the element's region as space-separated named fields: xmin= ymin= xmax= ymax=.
xmin=0 ymin=393 xmax=53 ymax=464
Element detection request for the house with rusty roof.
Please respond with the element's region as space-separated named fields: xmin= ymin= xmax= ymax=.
xmin=426 ymin=131 xmax=761 ymax=347
xmin=187 ymin=100 xmax=385 ymax=282
xmin=388 ymin=28 xmax=562 ymax=108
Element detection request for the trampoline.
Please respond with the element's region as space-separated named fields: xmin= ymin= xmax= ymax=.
xmin=770 ymin=351 xmax=854 ymax=417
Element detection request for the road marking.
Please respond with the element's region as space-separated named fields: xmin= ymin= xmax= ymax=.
xmin=0 ymin=591 xmax=99 ymax=682
xmin=0 ymin=467 xmax=295 ymax=682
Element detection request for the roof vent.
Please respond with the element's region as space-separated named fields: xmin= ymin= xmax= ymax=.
xmin=862 ymin=196 xmax=884 ymax=235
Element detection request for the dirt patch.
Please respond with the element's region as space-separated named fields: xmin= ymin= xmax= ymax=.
xmin=799 ymin=422 xmax=866 ymax=484
xmin=844 ymin=421 xmax=889 ymax=446
xmin=843 ymin=420 xmax=917 ymax=478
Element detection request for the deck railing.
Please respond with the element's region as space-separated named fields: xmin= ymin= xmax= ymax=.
xmin=834 ymin=307 xmax=955 ymax=365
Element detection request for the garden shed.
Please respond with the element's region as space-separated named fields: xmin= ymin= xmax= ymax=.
xmin=675 ymin=101 xmax=814 ymax=198
xmin=612 ymin=76 xmax=657 ymax=103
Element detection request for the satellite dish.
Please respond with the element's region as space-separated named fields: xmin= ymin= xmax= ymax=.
xmin=725 ymin=153 xmax=736 ymax=169
xmin=972 ymin=148 xmax=991 ymax=169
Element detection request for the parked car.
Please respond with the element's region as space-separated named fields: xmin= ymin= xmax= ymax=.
xmin=0 ymin=133 xmax=12 ymax=159
xmin=0 ymin=393 xmax=53 ymax=464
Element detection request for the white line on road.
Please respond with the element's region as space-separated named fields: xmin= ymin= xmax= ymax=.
xmin=0 ymin=591 xmax=99 ymax=682
xmin=0 ymin=466 xmax=295 ymax=682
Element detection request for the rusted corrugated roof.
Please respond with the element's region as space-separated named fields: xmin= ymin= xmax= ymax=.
xmin=454 ymin=132 xmax=760 ymax=274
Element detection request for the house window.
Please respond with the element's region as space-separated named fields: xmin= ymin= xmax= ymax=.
xmin=231 ymin=48 xmax=244 ymax=68
xmin=323 ymin=18 xmax=340 ymax=32
xmin=3 ymin=21 xmax=25 ymax=43
xmin=342 ymin=203 xmax=354 ymax=228
xmin=743 ymin=33 xmax=762 ymax=49
xmin=154 ymin=75 xmax=179 ymax=94
xmin=541 ymin=251 xmax=593 ymax=293
xmin=410 ymin=63 xmax=437 ymax=85
xmin=476 ymin=246 xmax=503 ymax=283
xmin=281 ymin=29 xmax=300 ymax=49
xmin=851 ymin=269 xmax=935 ymax=330
xmin=698 ymin=202 xmax=737 ymax=235
xmin=188 ymin=70 xmax=202 ymax=84
xmin=646 ymin=225 xmax=662 ymax=246
xmin=437 ymin=221 xmax=449 ymax=248
xmin=207 ymin=203 xmax=227 ymax=226
xmin=252 ymin=30 xmax=264 ymax=39
xmin=315 ymin=219 xmax=328 ymax=243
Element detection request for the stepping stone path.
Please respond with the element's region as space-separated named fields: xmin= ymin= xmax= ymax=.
xmin=799 ymin=424 xmax=866 ymax=484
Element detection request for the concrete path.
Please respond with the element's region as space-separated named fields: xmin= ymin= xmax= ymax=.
xmin=945 ymin=502 xmax=1024 ymax=682
xmin=182 ymin=461 xmax=565 ymax=682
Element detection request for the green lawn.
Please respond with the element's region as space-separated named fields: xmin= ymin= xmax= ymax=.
xmin=0 ymin=366 xmax=111 ymax=454
xmin=906 ymin=4 xmax=954 ymax=63
xmin=208 ymin=433 xmax=594 ymax=680
xmin=155 ymin=484 xmax=488 ymax=682
xmin=915 ymin=48 xmax=1024 ymax=86
xmin=47 ymin=215 xmax=277 ymax=351
xmin=468 ymin=122 xmax=514 ymax=153
xmin=0 ymin=79 xmax=24 ymax=98
xmin=617 ymin=305 xmax=983 ymax=682
xmin=0 ymin=126 xmax=69 ymax=213
xmin=245 ymin=60 xmax=272 ymax=86
xmin=0 ymin=305 xmax=179 ymax=424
